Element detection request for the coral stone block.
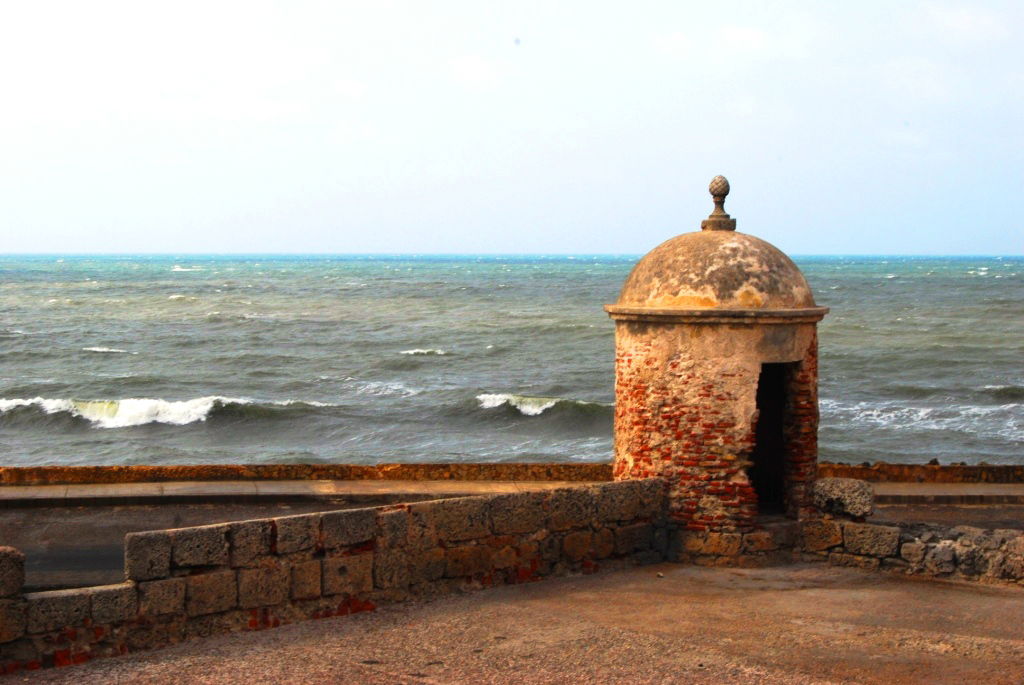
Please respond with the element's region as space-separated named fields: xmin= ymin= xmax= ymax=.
xmin=0 ymin=599 xmax=26 ymax=643
xmin=444 ymin=545 xmax=492 ymax=577
xmin=172 ymin=525 xmax=230 ymax=568
xmin=229 ymin=519 xmax=272 ymax=568
xmin=546 ymin=487 xmax=596 ymax=531
xmin=422 ymin=498 xmax=491 ymax=543
xmin=290 ymin=560 xmax=322 ymax=600
xmin=25 ymin=589 xmax=90 ymax=633
xmin=138 ymin=578 xmax=186 ymax=616
xmin=562 ymin=531 xmax=593 ymax=562
xmin=489 ymin=491 xmax=547 ymax=535
xmin=186 ymin=571 xmax=237 ymax=616
xmin=842 ymin=522 xmax=899 ymax=558
xmin=274 ymin=514 xmax=320 ymax=554
xmin=594 ymin=481 xmax=644 ymax=523
xmin=614 ymin=523 xmax=653 ymax=555
xmin=125 ymin=531 xmax=172 ymax=581
xmin=322 ymin=508 xmax=377 ymax=549
xmin=89 ymin=583 xmax=138 ymax=624
xmin=801 ymin=520 xmax=842 ymax=552
xmin=373 ymin=550 xmax=409 ymax=590
xmin=376 ymin=509 xmax=410 ymax=549
xmin=0 ymin=547 xmax=25 ymax=598
xmin=237 ymin=563 xmax=289 ymax=609
xmin=323 ymin=554 xmax=374 ymax=596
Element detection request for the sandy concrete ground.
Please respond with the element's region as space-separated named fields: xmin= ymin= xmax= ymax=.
xmin=12 ymin=563 xmax=1024 ymax=685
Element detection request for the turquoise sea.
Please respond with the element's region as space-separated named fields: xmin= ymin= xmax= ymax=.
xmin=0 ymin=255 xmax=1021 ymax=466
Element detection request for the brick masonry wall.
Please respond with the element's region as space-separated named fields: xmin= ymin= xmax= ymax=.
xmin=780 ymin=332 xmax=819 ymax=520
xmin=611 ymin=321 xmax=819 ymax=532
xmin=0 ymin=480 xmax=668 ymax=674
xmin=800 ymin=518 xmax=1024 ymax=586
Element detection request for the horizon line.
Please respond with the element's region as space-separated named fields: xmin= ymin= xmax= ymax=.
xmin=1 ymin=252 xmax=1021 ymax=259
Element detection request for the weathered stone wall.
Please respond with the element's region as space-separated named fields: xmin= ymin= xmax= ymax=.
xmin=0 ymin=480 xmax=667 ymax=674
xmin=800 ymin=518 xmax=1024 ymax=585
xmin=675 ymin=520 xmax=802 ymax=567
xmin=780 ymin=331 xmax=819 ymax=519
xmin=0 ymin=463 xmax=612 ymax=487
xmin=3 ymin=461 xmax=1019 ymax=488
xmin=611 ymin=320 xmax=818 ymax=532
xmin=820 ymin=462 xmax=1024 ymax=483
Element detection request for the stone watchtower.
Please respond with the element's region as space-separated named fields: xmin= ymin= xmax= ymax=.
xmin=605 ymin=177 xmax=828 ymax=538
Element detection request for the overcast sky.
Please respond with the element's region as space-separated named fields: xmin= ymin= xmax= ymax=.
xmin=2 ymin=1 xmax=1021 ymax=255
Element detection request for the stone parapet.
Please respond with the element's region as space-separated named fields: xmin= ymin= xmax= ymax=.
xmin=675 ymin=519 xmax=801 ymax=567
xmin=0 ymin=479 xmax=669 ymax=674
xmin=820 ymin=462 xmax=1024 ymax=484
xmin=0 ymin=548 xmax=24 ymax=598
xmin=2 ymin=461 xmax=1018 ymax=489
xmin=0 ymin=463 xmax=613 ymax=487
xmin=799 ymin=518 xmax=1024 ymax=585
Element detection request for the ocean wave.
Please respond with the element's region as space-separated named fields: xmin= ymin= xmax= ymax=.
xmin=820 ymin=399 xmax=1022 ymax=441
xmin=981 ymin=385 xmax=1024 ymax=401
xmin=82 ymin=347 xmax=135 ymax=355
xmin=399 ymin=348 xmax=448 ymax=356
xmin=350 ymin=380 xmax=421 ymax=397
xmin=0 ymin=396 xmax=339 ymax=429
xmin=476 ymin=393 xmax=611 ymax=417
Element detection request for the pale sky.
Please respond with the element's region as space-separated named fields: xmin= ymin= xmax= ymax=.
xmin=2 ymin=1 xmax=1021 ymax=255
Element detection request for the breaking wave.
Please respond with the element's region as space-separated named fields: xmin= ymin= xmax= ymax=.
xmin=981 ymin=385 xmax=1024 ymax=402
xmin=399 ymin=348 xmax=448 ymax=356
xmin=820 ymin=399 xmax=1023 ymax=441
xmin=476 ymin=393 xmax=611 ymax=417
xmin=0 ymin=396 xmax=338 ymax=429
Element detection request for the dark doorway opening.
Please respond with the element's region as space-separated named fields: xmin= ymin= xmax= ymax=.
xmin=749 ymin=363 xmax=792 ymax=515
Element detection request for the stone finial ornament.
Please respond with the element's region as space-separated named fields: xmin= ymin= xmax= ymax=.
xmin=700 ymin=175 xmax=737 ymax=231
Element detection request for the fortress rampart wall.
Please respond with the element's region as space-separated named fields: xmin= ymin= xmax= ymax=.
xmin=0 ymin=479 xmax=669 ymax=673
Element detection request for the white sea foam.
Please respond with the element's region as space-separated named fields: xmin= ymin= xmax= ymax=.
xmin=820 ymin=399 xmax=1023 ymax=440
xmin=172 ymin=266 xmax=203 ymax=272
xmin=0 ymin=396 xmax=238 ymax=427
xmin=476 ymin=393 xmax=559 ymax=416
xmin=82 ymin=347 xmax=135 ymax=354
xmin=350 ymin=380 xmax=421 ymax=397
xmin=399 ymin=348 xmax=447 ymax=356
xmin=0 ymin=396 xmax=342 ymax=428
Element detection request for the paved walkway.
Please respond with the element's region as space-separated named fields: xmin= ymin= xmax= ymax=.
xmin=13 ymin=563 xmax=1024 ymax=684
xmin=872 ymin=482 xmax=1024 ymax=504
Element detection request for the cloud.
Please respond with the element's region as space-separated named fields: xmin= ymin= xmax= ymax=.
xmin=449 ymin=55 xmax=500 ymax=90
xmin=880 ymin=56 xmax=955 ymax=102
xmin=333 ymin=79 xmax=368 ymax=101
xmin=924 ymin=5 xmax=1010 ymax=43
xmin=653 ymin=17 xmax=820 ymax=65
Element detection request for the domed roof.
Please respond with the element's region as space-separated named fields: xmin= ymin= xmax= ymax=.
xmin=616 ymin=230 xmax=816 ymax=309
xmin=613 ymin=177 xmax=817 ymax=311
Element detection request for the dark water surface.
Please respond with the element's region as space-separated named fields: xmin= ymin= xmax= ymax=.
xmin=1 ymin=255 xmax=1020 ymax=465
